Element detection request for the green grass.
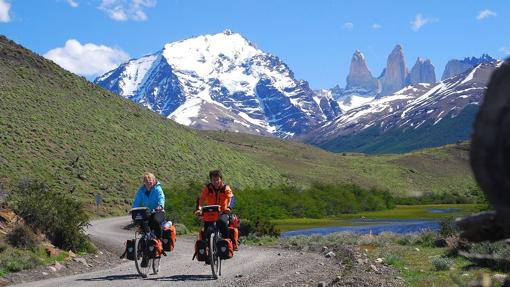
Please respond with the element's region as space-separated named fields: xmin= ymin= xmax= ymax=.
xmin=258 ymin=231 xmax=504 ymax=287
xmin=273 ymin=204 xmax=485 ymax=232
xmin=369 ymin=243 xmax=499 ymax=287
xmin=202 ymin=130 xmax=477 ymax=197
xmin=0 ymin=244 xmax=68 ymax=276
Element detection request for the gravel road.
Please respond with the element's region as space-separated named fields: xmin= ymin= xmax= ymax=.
xmin=9 ymin=216 xmax=348 ymax=287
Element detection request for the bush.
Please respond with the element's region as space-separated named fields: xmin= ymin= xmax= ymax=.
xmin=431 ymin=257 xmax=453 ymax=271
xmin=395 ymin=185 xmax=488 ymax=205
xmin=413 ymin=230 xmax=439 ymax=247
xmin=0 ymin=246 xmax=43 ymax=274
xmin=174 ymin=223 xmax=190 ymax=235
xmin=8 ymin=179 xmax=92 ymax=252
xmin=439 ymin=217 xmax=459 ymax=237
xmin=7 ymin=224 xmax=38 ymax=249
xmin=385 ymin=254 xmax=403 ymax=267
xmin=239 ymin=218 xmax=280 ymax=237
xmin=468 ymin=241 xmax=510 ymax=270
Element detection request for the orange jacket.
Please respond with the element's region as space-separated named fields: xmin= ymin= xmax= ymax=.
xmin=198 ymin=183 xmax=233 ymax=212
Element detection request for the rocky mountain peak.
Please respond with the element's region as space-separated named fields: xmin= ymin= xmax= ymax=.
xmin=345 ymin=50 xmax=378 ymax=92
xmin=380 ymin=44 xmax=409 ymax=96
xmin=408 ymin=57 xmax=436 ymax=84
xmin=441 ymin=54 xmax=497 ymax=80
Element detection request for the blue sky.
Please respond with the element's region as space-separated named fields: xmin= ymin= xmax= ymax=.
xmin=1 ymin=0 xmax=509 ymax=89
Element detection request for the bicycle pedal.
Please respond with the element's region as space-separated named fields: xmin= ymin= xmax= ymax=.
xmin=162 ymin=251 xmax=167 ymax=256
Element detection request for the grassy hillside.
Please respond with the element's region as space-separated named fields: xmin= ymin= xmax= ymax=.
xmin=0 ymin=36 xmax=286 ymax=214
xmin=201 ymin=130 xmax=477 ymax=197
xmin=313 ymin=106 xmax=478 ymax=154
xmin=0 ymin=35 xmax=477 ymax=215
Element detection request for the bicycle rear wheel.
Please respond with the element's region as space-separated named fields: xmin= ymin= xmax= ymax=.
xmin=134 ymin=233 xmax=152 ymax=278
xmin=209 ymin=232 xmax=220 ymax=279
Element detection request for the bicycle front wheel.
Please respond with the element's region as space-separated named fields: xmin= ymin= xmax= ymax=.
xmin=209 ymin=232 xmax=220 ymax=279
xmin=134 ymin=232 xmax=152 ymax=278
xmin=152 ymin=257 xmax=160 ymax=274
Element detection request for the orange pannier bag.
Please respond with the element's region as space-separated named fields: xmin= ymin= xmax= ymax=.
xmin=217 ymin=238 xmax=234 ymax=259
xmin=162 ymin=222 xmax=176 ymax=252
xmin=147 ymin=238 xmax=163 ymax=258
xmin=228 ymin=227 xmax=238 ymax=250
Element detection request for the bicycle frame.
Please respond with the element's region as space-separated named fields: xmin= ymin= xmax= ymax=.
xmin=200 ymin=205 xmax=222 ymax=279
xmin=130 ymin=207 xmax=161 ymax=278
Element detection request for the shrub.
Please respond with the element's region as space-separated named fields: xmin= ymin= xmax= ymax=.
xmin=174 ymin=223 xmax=190 ymax=235
xmin=7 ymin=224 xmax=38 ymax=249
xmin=239 ymin=218 xmax=280 ymax=237
xmin=8 ymin=179 xmax=92 ymax=252
xmin=431 ymin=257 xmax=453 ymax=271
xmin=385 ymin=254 xmax=403 ymax=267
xmin=413 ymin=230 xmax=439 ymax=247
xmin=439 ymin=217 xmax=459 ymax=237
xmin=0 ymin=246 xmax=43 ymax=274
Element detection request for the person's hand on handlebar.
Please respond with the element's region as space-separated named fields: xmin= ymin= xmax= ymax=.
xmin=155 ymin=205 xmax=163 ymax=212
xmin=194 ymin=208 xmax=202 ymax=216
xmin=222 ymin=208 xmax=231 ymax=214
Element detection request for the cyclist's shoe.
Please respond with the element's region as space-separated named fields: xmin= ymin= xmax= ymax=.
xmin=140 ymin=258 xmax=148 ymax=267
xmin=233 ymin=246 xmax=239 ymax=251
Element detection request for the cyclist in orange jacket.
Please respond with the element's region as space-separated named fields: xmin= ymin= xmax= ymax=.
xmin=195 ymin=170 xmax=234 ymax=243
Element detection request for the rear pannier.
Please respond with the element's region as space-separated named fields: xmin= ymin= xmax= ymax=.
xmin=217 ymin=238 xmax=233 ymax=260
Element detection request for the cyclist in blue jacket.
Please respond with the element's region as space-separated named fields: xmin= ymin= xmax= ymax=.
xmin=132 ymin=172 xmax=166 ymax=239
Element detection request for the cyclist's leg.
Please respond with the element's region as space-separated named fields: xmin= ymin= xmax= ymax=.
xmin=149 ymin=212 xmax=165 ymax=239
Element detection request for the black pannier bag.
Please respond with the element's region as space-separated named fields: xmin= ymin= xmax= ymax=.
xmin=145 ymin=238 xmax=163 ymax=258
xmin=120 ymin=239 xmax=136 ymax=260
xmin=217 ymin=238 xmax=234 ymax=260
xmin=194 ymin=240 xmax=208 ymax=261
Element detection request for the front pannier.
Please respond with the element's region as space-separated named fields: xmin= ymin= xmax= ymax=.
xmin=145 ymin=238 xmax=163 ymax=258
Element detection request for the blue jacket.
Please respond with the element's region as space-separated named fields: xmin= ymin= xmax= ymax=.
xmin=132 ymin=181 xmax=165 ymax=210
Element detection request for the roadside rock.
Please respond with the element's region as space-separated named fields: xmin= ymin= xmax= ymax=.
xmin=370 ymin=264 xmax=379 ymax=272
xmin=325 ymin=251 xmax=336 ymax=258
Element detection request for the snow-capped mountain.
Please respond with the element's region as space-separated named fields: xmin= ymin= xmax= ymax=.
xmin=304 ymin=61 xmax=502 ymax=153
xmin=95 ymin=30 xmax=339 ymax=137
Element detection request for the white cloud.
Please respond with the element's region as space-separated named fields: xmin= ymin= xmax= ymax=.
xmin=476 ymin=9 xmax=496 ymax=20
xmin=44 ymin=39 xmax=130 ymax=77
xmin=98 ymin=0 xmax=156 ymax=21
xmin=410 ymin=14 xmax=438 ymax=32
xmin=371 ymin=23 xmax=382 ymax=29
xmin=0 ymin=0 xmax=12 ymax=23
xmin=343 ymin=22 xmax=354 ymax=31
xmin=67 ymin=0 xmax=79 ymax=8
xmin=500 ymin=42 xmax=510 ymax=55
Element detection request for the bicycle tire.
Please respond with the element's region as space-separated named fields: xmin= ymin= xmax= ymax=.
xmin=209 ymin=232 xmax=219 ymax=279
xmin=134 ymin=232 xmax=152 ymax=278
xmin=152 ymin=257 xmax=161 ymax=274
